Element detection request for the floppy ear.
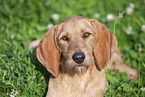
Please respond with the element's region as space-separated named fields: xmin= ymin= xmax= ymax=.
xmin=91 ymin=19 xmax=118 ymax=70
xmin=36 ymin=25 xmax=60 ymax=77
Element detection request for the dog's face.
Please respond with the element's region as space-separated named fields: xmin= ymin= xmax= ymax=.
xmin=36 ymin=16 xmax=117 ymax=77
xmin=57 ymin=19 xmax=95 ymax=75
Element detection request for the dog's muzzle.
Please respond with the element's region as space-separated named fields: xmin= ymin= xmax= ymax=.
xmin=72 ymin=52 xmax=85 ymax=64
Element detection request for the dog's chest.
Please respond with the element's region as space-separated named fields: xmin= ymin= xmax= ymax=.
xmin=46 ymin=72 xmax=107 ymax=97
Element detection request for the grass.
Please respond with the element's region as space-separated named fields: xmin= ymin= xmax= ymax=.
xmin=0 ymin=0 xmax=145 ymax=96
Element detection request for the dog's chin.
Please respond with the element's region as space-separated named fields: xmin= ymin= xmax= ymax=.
xmin=73 ymin=65 xmax=88 ymax=75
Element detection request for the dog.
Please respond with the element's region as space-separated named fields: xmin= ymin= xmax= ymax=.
xmin=36 ymin=16 xmax=118 ymax=97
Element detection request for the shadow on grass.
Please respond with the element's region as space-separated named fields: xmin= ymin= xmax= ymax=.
xmin=29 ymin=49 xmax=51 ymax=97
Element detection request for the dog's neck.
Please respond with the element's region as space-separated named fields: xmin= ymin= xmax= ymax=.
xmin=47 ymin=64 xmax=107 ymax=97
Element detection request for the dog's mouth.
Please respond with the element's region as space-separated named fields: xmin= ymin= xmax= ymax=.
xmin=76 ymin=65 xmax=84 ymax=67
xmin=74 ymin=63 xmax=88 ymax=74
xmin=75 ymin=63 xmax=84 ymax=67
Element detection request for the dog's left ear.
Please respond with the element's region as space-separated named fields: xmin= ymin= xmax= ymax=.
xmin=90 ymin=19 xmax=118 ymax=70
xmin=36 ymin=25 xmax=60 ymax=77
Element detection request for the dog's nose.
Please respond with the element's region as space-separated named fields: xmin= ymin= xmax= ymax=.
xmin=72 ymin=52 xmax=85 ymax=64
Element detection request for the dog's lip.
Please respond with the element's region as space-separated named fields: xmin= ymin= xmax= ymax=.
xmin=75 ymin=63 xmax=84 ymax=67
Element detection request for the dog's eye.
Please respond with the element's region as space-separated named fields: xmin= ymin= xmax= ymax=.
xmin=83 ymin=32 xmax=90 ymax=38
xmin=62 ymin=36 xmax=69 ymax=41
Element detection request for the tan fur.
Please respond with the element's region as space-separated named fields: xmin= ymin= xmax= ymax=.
xmin=36 ymin=16 xmax=117 ymax=97
xmin=107 ymin=49 xmax=138 ymax=80
xmin=47 ymin=67 xmax=107 ymax=97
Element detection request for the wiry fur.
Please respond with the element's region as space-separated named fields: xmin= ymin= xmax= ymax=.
xmin=36 ymin=16 xmax=117 ymax=97
xmin=57 ymin=17 xmax=95 ymax=76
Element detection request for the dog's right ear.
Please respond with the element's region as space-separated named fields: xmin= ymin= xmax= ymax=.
xmin=36 ymin=25 xmax=60 ymax=77
xmin=90 ymin=19 xmax=118 ymax=70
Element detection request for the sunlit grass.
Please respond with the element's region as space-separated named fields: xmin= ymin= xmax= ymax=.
xmin=0 ymin=0 xmax=145 ymax=96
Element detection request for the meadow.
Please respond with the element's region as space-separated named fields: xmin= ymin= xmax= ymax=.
xmin=0 ymin=0 xmax=145 ymax=96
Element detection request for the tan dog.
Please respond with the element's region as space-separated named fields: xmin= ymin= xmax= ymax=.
xmin=36 ymin=16 xmax=118 ymax=97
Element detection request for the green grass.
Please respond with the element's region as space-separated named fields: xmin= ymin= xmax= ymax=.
xmin=0 ymin=0 xmax=145 ymax=96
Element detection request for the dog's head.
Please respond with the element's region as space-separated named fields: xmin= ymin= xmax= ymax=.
xmin=37 ymin=16 xmax=117 ymax=77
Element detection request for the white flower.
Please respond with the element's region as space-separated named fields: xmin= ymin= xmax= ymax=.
xmin=52 ymin=13 xmax=59 ymax=21
xmin=126 ymin=7 xmax=133 ymax=15
xmin=119 ymin=13 xmax=123 ymax=18
xmin=138 ymin=47 xmax=142 ymax=52
xmin=117 ymin=11 xmax=125 ymax=19
xmin=130 ymin=3 xmax=135 ymax=8
xmin=106 ymin=14 xmax=114 ymax=21
xmin=141 ymin=25 xmax=145 ymax=32
xmin=11 ymin=34 xmax=15 ymax=39
xmin=125 ymin=27 xmax=133 ymax=35
xmin=141 ymin=87 xmax=145 ymax=92
xmin=10 ymin=95 xmax=15 ymax=97
xmin=11 ymin=89 xmax=14 ymax=94
xmin=94 ymin=13 xmax=100 ymax=18
xmin=47 ymin=23 xmax=54 ymax=29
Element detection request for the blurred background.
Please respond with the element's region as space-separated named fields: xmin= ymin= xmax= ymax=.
xmin=0 ymin=0 xmax=145 ymax=96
